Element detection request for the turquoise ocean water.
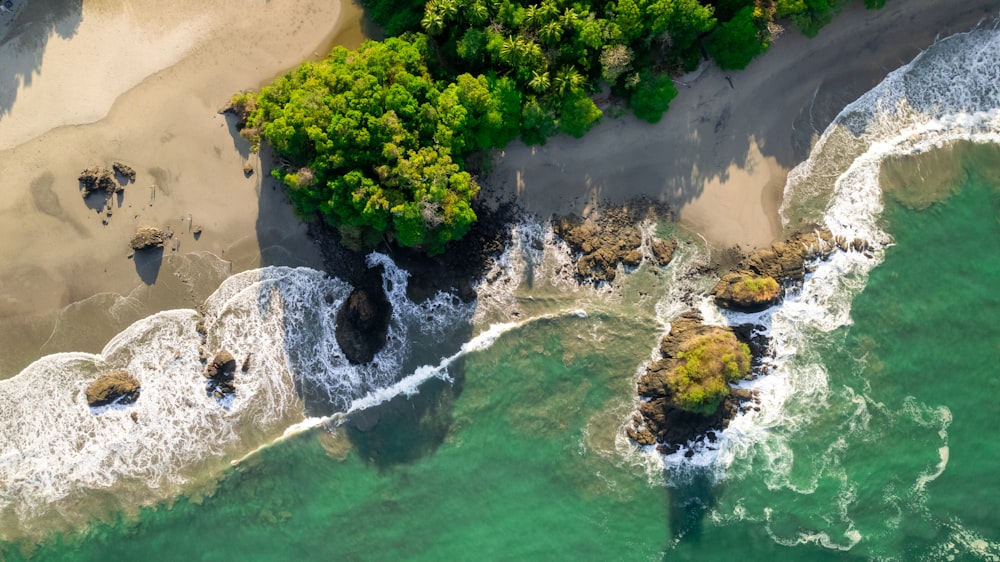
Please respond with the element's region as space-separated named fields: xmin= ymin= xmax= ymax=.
xmin=2 ymin=24 xmax=999 ymax=562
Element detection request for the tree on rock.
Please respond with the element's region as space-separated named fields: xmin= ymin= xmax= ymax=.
xmin=667 ymin=329 xmax=750 ymax=415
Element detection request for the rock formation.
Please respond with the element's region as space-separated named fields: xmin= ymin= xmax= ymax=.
xmin=551 ymin=204 xmax=672 ymax=283
xmin=712 ymin=272 xmax=782 ymax=312
xmin=204 ymin=351 xmax=238 ymax=399
xmin=628 ymin=312 xmax=760 ymax=452
xmin=85 ymin=371 xmax=141 ymax=407
xmin=129 ymin=226 xmax=171 ymax=251
xmin=112 ymin=161 xmax=136 ymax=183
xmin=78 ymin=167 xmax=121 ymax=197
xmin=335 ymin=286 xmax=391 ymax=364
xmin=711 ymin=229 xmax=839 ymax=312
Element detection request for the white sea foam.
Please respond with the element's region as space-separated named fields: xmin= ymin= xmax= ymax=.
xmin=0 ymin=257 xmax=474 ymax=538
xmin=625 ymin=25 xmax=1000 ymax=550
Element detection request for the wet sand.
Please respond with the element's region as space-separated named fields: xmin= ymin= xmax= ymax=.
xmin=0 ymin=0 xmax=366 ymax=377
xmin=484 ymin=0 xmax=1000 ymax=250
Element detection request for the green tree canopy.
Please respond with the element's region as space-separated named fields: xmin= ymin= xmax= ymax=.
xmin=241 ymin=36 xmax=519 ymax=254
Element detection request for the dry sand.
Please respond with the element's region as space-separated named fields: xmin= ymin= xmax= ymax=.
xmin=484 ymin=0 xmax=1000 ymax=250
xmin=0 ymin=0 xmax=366 ymax=376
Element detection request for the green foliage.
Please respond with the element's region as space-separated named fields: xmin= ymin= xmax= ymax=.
xmin=559 ymin=92 xmax=603 ymax=137
xmin=359 ymin=0 xmax=426 ymax=36
xmin=628 ymin=72 xmax=678 ymax=124
xmin=740 ymin=275 xmax=779 ymax=294
xmin=246 ymin=36 xmax=518 ymax=254
xmin=667 ymin=330 xmax=751 ymax=415
xmin=706 ymin=6 xmax=767 ymax=70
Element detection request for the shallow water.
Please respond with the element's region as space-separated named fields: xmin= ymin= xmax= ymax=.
xmin=2 ymin=19 xmax=1000 ymax=562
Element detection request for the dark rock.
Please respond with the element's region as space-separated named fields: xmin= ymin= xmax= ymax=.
xmin=130 ymin=226 xmax=171 ymax=251
xmin=712 ymin=272 xmax=782 ymax=312
xmin=335 ymin=285 xmax=391 ymax=364
xmin=112 ymin=161 xmax=136 ymax=183
xmin=649 ymin=238 xmax=675 ymax=266
xmin=204 ymin=350 xmax=238 ymax=398
xmin=79 ymin=167 xmax=121 ymax=197
xmin=627 ymin=311 xmax=761 ymax=450
xmin=241 ymin=354 xmax=252 ymax=373
xmin=204 ymin=351 xmax=237 ymax=379
xmin=552 ymin=203 xmax=668 ymax=284
xmin=86 ymin=371 xmax=140 ymax=407
xmin=737 ymin=229 xmax=835 ymax=284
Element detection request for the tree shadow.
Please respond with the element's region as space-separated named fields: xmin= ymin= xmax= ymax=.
xmin=487 ymin=2 xmax=1000 ymax=245
xmin=0 ymin=0 xmax=83 ymax=119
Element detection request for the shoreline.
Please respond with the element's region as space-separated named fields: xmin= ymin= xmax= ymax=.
xmin=0 ymin=0 xmax=366 ymax=377
xmin=483 ymin=0 xmax=999 ymax=250
xmin=0 ymin=0 xmax=997 ymax=379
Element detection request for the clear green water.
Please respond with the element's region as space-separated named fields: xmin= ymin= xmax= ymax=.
xmin=4 ymin=159 xmax=998 ymax=561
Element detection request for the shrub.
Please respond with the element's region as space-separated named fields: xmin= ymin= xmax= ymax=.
xmin=667 ymin=330 xmax=751 ymax=415
xmin=628 ymin=72 xmax=678 ymax=124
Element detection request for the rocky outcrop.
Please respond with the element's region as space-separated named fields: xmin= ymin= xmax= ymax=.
xmin=129 ymin=226 xmax=171 ymax=251
xmin=335 ymin=286 xmax=391 ymax=364
xmin=711 ymin=272 xmax=782 ymax=312
xmin=649 ymin=238 xmax=675 ymax=266
xmin=628 ymin=312 xmax=761 ymax=452
xmin=86 ymin=371 xmax=141 ymax=407
xmin=711 ymin=229 xmax=839 ymax=312
xmin=79 ymin=167 xmax=121 ymax=197
xmin=204 ymin=351 xmax=238 ymax=399
xmin=112 ymin=161 xmax=136 ymax=183
xmin=737 ymin=230 xmax=835 ymax=284
xmin=551 ymin=204 xmax=672 ymax=283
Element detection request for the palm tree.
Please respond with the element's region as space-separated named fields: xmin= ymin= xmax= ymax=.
xmin=422 ymin=8 xmax=446 ymax=34
xmin=465 ymin=0 xmax=490 ymax=24
xmin=539 ymin=20 xmax=563 ymax=44
xmin=528 ymin=70 xmax=551 ymax=93
xmin=553 ymin=66 xmax=583 ymax=97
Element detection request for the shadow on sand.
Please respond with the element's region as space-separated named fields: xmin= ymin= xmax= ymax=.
xmin=0 ymin=0 xmax=83 ymax=119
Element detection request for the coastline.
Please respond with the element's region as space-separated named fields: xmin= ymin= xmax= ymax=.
xmin=483 ymin=0 xmax=999 ymax=250
xmin=0 ymin=0 xmax=366 ymax=377
xmin=0 ymin=0 xmax=996 ymax=378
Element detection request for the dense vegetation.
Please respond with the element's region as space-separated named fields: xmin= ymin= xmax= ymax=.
xmin=237 ymin=0 xmax=884 ymax=252
xmin=234 ymin=37 xmax=519 ymax=252
xmin=667 ymin=330 xmax=751 ymax=415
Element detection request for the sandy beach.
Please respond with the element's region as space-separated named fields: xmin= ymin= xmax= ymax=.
xmin=484 ymin=0 xmax=1000 ymax=250
xmin=0 ymin=0 xmax=996 ymax=377
xmin=0 ymin=0 xmax=366 ymax=376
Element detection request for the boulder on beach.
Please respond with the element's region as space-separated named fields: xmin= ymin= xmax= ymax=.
xmin=712 ymin=272 xmax=782 ymax=312
xmin=737 ymin=229 xmax=835 ymax=284
xmin=112 ymin=161 xmax=137 ymax=183
xmin=85 ymin=371 xmax=140 ymax=407
xmin=129 ymin=226 xmax=170 ymax=251
xmin=78 ymin=167 xmax=121 ymax=197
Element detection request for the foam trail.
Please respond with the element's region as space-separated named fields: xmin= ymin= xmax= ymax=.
xmin=234 ymin=309 xmax=592 ymax=464
xmin=624 ymin=26 xmax=1000 ymax=509
xmin=0 ymin=258 xmax=475 ymax=539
